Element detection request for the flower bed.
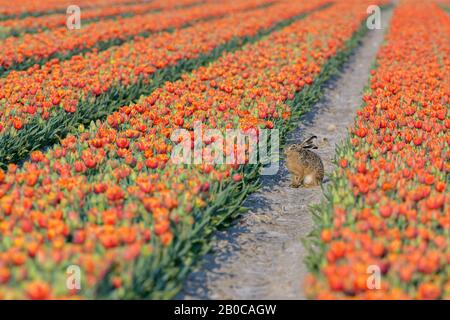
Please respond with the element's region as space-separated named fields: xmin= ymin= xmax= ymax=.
xmin=0 ymin=0 xmax=385 ymax=299
xmin=0 ymin=0 xmax=201 ymax=36
xmin=0 ymin=0 xmax=327 ymax=166
xmin=0 ymin=0 xmax=276 ymax=74
xmin=0 ymin=0 xmax=142 ymax=18
xmin=305 ymin=0 xmax=449 ymax=300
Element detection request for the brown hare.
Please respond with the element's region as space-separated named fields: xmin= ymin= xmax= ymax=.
xmin=284 ymin=136 xmax=324 ymax=188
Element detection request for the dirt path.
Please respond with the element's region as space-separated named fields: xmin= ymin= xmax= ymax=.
xmin=177 ymin=7 xmax=394 ymax=300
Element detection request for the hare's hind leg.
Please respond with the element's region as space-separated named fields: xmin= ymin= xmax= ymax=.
xmin=316 ymin=174 xmax=324 ymax=186
xmin=303 ymin=173 xmax=320 ymax=188
xmin=289 ymin=175 xmax=302 ymax=188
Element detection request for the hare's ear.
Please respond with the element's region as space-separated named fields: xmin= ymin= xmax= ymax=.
xmin=300 ymin=135 xmax=317 ymax=148
xmin=305 ymin=135 xmax=318 ymax=144
xmin=303 ymin=144 xmax=318 ymax=150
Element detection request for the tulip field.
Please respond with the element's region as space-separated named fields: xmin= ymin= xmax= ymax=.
xmin=304 ymin=1 xmax=450 ymax=299
xmin=0 ymin=0 xmax=448 ymax=300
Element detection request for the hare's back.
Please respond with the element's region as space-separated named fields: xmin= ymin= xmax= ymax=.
xmin=299 ymin=149 xmax=323 ymax=170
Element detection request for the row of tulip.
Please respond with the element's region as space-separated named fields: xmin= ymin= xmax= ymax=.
xmin=0 ymin=0 xmax=141 ymax=18
xmin=0 ymin=0 xmax=276 ymax=74
xmin=304 ymin=0 xmax=449 ymax=300
xmin=0 ymin=0 xmax=386 ymax=299
xmin=442 ymin=2 xmax=450 ymax=12
xmin=0 ymin=0 xmax=203 ymax=37
xmin=0 ymin=0 xmax=327 ymax=166
xmin=437 ymin=0 xmax=450 ymax=7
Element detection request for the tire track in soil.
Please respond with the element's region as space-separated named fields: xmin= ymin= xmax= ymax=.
xmin=177 ymin=7 xmax=394 ymax=300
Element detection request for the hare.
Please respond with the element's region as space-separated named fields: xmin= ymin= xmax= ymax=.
xmin=284 ymin=136 xmax=324 ymax=188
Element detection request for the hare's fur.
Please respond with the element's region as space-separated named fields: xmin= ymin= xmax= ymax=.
xmin=284 ymin=136 xmax=324 ymax=188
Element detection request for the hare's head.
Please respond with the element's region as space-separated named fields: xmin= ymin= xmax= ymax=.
xmin=284 ymin=143 xmax=301 ymax=155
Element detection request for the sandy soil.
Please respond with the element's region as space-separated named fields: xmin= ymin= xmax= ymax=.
xmin=177 ymin=7 xmax=394 ymax=300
